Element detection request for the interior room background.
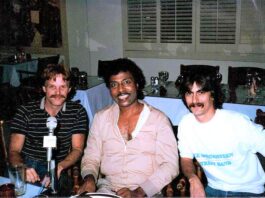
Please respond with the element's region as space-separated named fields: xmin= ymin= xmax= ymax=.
xmin=0 ymin=0 xmax=265 ymax=84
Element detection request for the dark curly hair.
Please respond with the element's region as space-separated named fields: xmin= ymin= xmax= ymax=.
xmin=179 ymin=70 xmax=224 ymax=109
xmin=103 ymin=58 xmax=146 ymax=99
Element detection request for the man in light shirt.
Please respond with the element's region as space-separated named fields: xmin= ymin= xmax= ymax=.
xmin=79 ymin=58 xmax=179 ymax=197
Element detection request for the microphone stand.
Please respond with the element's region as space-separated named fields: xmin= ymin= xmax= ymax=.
xmin=47 ymin=132 xmax=57 ymax=194
xmin=44 ymin=117 xmax=58 ymax=195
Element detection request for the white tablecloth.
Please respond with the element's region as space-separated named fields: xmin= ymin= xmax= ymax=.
xmin=144 ymin=96 xmax=265 ymax=125
xmin=1 ymin=60 xmax=38 ymax=87
xmin=0 ymin=176 xmax=42 ymax=198
xmin=72 ymin=83 xmax=113 ymax=127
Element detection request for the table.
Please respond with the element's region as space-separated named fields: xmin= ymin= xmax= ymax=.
xmin=72 ymin=76 xmax=113 ymax=127
xmin=0 ymin=176 xmax=42 ymax=198
xmin=144 ymin=82 xmax=265 ymax=125
xmin=0 ymin=59 xmax=38 ymax=87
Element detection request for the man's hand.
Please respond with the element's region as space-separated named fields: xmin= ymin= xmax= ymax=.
xmin=78 ymin=175 xmax=96 ymax=195
xmin=26 ymin=167 xmax=40 ymax=183
xmin=57 ymin=163 xmax=64 ymax=179
xmin=189 ymin=175 xmax=206 ymax=198
xmin=117 ymin=187 xmax=146 ymax=198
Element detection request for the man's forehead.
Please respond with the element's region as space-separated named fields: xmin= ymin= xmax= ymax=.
xmin=188 ymin=82 xmax=203 ymax=91
xmin=46 ymin=74 xmax=69 ymax=85
xmin=48 ymin=74 xmax=66 ymax=81
xmin=110 ymin=71 xmax=134 ymax=81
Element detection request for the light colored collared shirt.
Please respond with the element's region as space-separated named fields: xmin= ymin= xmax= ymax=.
xmin=81 ymin=101 xmax=179 ymax=197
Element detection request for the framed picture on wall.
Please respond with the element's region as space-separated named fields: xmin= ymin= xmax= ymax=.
xmin=0 ymin=0 xmax=62 ymax=48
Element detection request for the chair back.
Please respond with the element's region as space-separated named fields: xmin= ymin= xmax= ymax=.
xmin=255 ymin=109 xmax=265 ymax=128
xmin=228 ymin=66 xmax=265 ymax=102
xmin=98 ymin=60 xmax=114 ymax=78
xmin=0 ymin=120 xmax=11 ymax=176
xmin=36 ymin=54 xmax=60 ymax=77
xmin=0 ymin=66 xmax=3 ymax=83
xmin=228 ymin=66 xmax=265 ymax=89
xmin=176 ymin=64 xmax=221 ymax=87
xmin=180 ymin=64 xmax=220 ymax=77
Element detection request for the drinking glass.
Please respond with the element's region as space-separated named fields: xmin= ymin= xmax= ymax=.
xmin=8 ymin=164 xmax=27 ymax=196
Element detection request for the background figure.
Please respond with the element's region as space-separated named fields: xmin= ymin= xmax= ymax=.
xmin=178 ymin=70 xmax=265 ymax=197
xmin=79 ymin=58 xmax=179 ymax=197
xmin=9 ymin=64 xmax=88 ymax=195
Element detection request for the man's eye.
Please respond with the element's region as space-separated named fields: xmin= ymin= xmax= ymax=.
xmin=110 ymin=82 xmax=117 ymax=88
xmin=185 ymin=91 xmax=192 ymax=96
xmin=198 ymin=90 xmax=205 ymax=94
xmin=123 ymin=79 xmax=132 ymax=85
xmin=48 ymin=85 xmax=55 ymax=89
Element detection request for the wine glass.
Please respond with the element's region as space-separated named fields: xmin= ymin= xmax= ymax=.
xmin=245 ymin=72 xmax=254 ymax=103
xmin=216 ymin=73 xmax=222 ymax=83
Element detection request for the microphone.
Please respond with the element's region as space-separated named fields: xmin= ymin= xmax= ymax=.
xmin=46 ymin=117 xmax=57 ymax=134
xmin=45 ymin=117 xmax=57 ymax=163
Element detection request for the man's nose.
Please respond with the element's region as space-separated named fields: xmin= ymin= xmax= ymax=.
xmin=192 ymin=93 xmax=198 ymax=103
xmin=56 ymin=88 xmax=61 ymax=94
xmin=118 ymin=83 xmax=124 ymax=92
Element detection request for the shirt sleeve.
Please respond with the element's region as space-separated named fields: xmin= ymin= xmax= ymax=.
xmin=139 ymin=114 xmax=179 ymax=197
xmin=177 ymin=117 xmax=194 ymax=159
xmin=238 ymin=115 xmax=265 ymax=156
xmin=71 ymin=105 xmax=88 ymax=135
xmin=81 ymin=112 xmax=102 ymax=181
xmin=10 ymin=105 xmax=28 ymax=135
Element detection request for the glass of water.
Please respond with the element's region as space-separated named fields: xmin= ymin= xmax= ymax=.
xmin=8 ymin=164 xmax=27 ymax=196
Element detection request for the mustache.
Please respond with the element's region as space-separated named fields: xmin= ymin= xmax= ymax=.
xmin=188 ymin=103 xmax=204 ymax=109
xmin=50 ymin=95 xmax=66 ymax=99
xmin=117 ymin=92 xmax=130 ymax=97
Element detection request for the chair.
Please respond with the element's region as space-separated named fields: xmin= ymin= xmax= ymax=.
xmin=0 ymin=66 xmax=3 ymax=83
xmin=175 ymin=64 xmax=221 ymax=87
xmin=171 ymin=159 xmax=207 ymax=197
xmin=180 ymin=64 xmax=220 ymax=77
xmin=228 ymin=66 xmax=265 ymax=102
xmin=0 ymin=120 xmax=11 ymax=176
xmin=255 ymin=109 xmax=265 ymax=127
xmin=98 ymin=60 xmax=114 ymax=78
xmin=16 ymin=55 xmax=60 ymax=104
xmin=18 ymin=54 xmax=60 ymax=86
xmin=0 ymin=83 xmax=20 ymax=120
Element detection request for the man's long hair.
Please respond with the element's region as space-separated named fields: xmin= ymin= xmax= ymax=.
xmin=179 ymin=70 xmax=224 ymax=109
xmin=103 ymin=58 xmax=146 ymax=99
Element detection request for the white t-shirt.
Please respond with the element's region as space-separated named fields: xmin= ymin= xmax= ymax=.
xmin=178 ymin=109 xmax=265 ymax=194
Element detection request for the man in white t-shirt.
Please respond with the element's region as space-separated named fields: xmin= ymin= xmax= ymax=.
xmin=177 ymin=69 xmax=265 ymax=197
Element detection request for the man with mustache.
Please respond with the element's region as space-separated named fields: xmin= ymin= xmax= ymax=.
xmin=9 ymin=64 xmax=88 ymax=194
xmin=79 ymin=58 xmax=178 ymax=197
xmin=177 ymin=70 xmax=265 ymax=197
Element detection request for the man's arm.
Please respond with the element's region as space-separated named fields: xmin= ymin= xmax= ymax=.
xmin=139 ymin=115 xmax=179 ymax=197
xmin=181 ymin=157 xmax=205 ymax=198
xmin=9 ymin=133 xmax=41 ymax=183
xmin=78 ymin=174 xmax=96 ymax=194
xmin=57 ymin=133 xmax=85 ymax=177
xmin=9 ymin=133 xmax=25 ymax=165
xmin=117 ymin=187 xmax=146 ymax=198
